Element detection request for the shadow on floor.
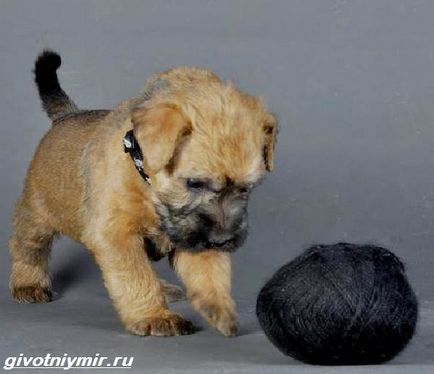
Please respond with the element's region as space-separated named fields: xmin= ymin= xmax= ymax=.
xmin=51 ymin=244 xmax=100 ymax=297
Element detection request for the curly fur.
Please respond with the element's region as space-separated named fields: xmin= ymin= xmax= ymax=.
xmin=9 ymin=50 xmax=277 ymax=337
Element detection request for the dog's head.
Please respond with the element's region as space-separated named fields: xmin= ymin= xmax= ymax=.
xmin=131 ymin=68 xmax=277 ymax=252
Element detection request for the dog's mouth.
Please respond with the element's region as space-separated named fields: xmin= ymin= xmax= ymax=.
xmin=164 ymin=229 xmax=247 ymax=253
xmin=207 ymin=238 xmax=236 ymax=249
xmin=154 ymin=200 xmax=248 ymax=252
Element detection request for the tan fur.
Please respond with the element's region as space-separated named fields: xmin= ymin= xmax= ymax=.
xmin=9 ymin=67 xmax=276 ymax=336
xmin=173 ymin=250 xmax=237 ymax=336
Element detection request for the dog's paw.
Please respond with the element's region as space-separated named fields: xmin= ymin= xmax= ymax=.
xmin=191 ymin=295 xmax=239 ymax=337
xmin=11 ymin=286 xmax=53 ymax=303
xmin=161 ymin=280 xmax=186 ymax=303
xmin=214 ymin=313 xmax=239 ymax=337
xmin=126 ymin=313 xmax=195 ymax=337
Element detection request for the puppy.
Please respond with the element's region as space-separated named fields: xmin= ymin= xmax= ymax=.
xmin=9 ymin=50 xmax=277 ymax=337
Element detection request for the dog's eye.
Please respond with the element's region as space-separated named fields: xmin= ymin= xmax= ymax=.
xmin=186 ymin=179 xmax=206 ymax=191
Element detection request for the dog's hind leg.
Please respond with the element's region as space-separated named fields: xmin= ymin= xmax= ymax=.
xmin=9 ymin=200 xmax=55 ymax=303
xmin=145 ymin=237 xmax=186 ymax=303
xmin=161 ymin=279 xmax=186 ymax=303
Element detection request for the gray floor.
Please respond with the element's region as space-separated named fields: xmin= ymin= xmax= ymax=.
xmin=1 ymin=1 xmax=434 ymax=373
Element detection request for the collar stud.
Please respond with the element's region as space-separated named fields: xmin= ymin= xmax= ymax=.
xmin=123 ymin=130 xmax=151 ymax=185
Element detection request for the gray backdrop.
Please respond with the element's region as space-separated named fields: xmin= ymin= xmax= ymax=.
xmin=0 ymin=1 xmax=433 ymax=373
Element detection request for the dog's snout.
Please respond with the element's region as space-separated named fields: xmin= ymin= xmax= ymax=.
xmin=214 ymin=198 xmax=246 ymax=230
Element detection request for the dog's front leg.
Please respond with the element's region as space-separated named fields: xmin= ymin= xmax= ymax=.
xmin=90 ymin=232 xmax=194 ymax=337
xmin=173 ymin=250 xmax=238 ymax=336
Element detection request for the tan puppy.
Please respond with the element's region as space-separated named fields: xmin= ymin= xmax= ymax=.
xmin=9 ymin=51 xmax=277 ymax=337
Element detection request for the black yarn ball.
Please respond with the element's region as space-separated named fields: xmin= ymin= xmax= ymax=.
xmin=256 ymin=243 xmax=418 ymax=365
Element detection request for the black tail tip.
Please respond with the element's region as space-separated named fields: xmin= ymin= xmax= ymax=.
xmin=34 ymin=50 xmax=61 ymax=76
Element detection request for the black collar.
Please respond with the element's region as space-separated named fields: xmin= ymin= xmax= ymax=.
xmin=123 ymin=130 xmax=151 ymax=184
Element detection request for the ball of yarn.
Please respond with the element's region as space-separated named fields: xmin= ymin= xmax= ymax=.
xmin=256 ymin=243 xmax=418 ymax=365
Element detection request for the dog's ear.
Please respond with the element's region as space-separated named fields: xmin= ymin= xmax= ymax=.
xmin=131 ymin=104 xmax=191 ymax=172
xmin=263 ymin=113 xmax=277 ymax=171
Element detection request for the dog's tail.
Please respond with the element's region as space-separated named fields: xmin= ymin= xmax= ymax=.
xmin=34 ymin=50 xmax=79 ymax=122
